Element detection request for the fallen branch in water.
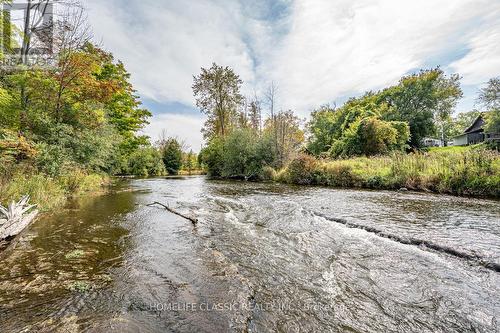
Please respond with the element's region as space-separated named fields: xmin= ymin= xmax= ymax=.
xmin=0 ymin=196 xmax=38 ymax=241
xmin=146 ymin=202 xmax=198 ymax=225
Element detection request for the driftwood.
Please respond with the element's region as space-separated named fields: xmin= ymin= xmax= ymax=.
xmin=0 ymin=196 xmax=38 ymax=241
xmin=147 ymin=202 xmax=198 ymax=225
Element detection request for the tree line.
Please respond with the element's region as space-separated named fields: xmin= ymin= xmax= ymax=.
xmin=194 ymin=64 xmax=499 ymax=179
xmin=0 ymin=1 xmax=202 ymax=208
xmin=194 ymin=63 xmax=305 ymax=180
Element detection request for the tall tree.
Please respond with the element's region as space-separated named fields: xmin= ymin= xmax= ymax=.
xmin=264 ymin=110 xmax=304 ymax=167
xmin=161 ymin=137 xmax=183 ymax=175
xmin=478 ymin=77 xmax=500 ymax=110
xmin=247 ymin=94 xmax=262 ymax=133
xmin=479 ymin=78 xmax=500 ymax=146
xmin=192 ymin=63 xmax=244 ymax=140
xmin=379 ymin=68 xmax=462 ymax=148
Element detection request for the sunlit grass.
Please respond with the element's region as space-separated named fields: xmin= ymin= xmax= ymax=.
xmin=277 ymin=148 xmax=500 ymax=197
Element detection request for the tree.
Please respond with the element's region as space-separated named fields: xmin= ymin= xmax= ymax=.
xmin=161 ymin=138 xmax=182 ymax=175
xmin=340 ymin=117 xmax=410 ymax=156
xmin=307 ymin=104 xmax=338 ymax=155
xmin=182 ymin=149 xmax=197 ymax=174
xmin=192 ymin=63 xmax=244 ymax=140
xmin=478 ymin=77 xmax=500 ymax=110
xmin=247 ymin=94 xmax=262 ymax=133
xmin=264 ymin=110 xmax=304 ymax=167
xmin=477 ymin=78 xmax=500 ymax=148
xmin=380 ymin=68 xmax=462 ymax=148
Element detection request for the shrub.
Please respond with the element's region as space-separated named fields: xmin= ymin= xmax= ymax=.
xmin=316 ymin=163 xmax=357 ymax=187
xmin=127 ymin=147 xmax=166 ymax=177
xmin=283 ymin=154 xmax=318 ymax=185
xmin=162 ymin=138 xmax=183 ymax=175
xmin=261 ymin=166 xmax=277 ymax=181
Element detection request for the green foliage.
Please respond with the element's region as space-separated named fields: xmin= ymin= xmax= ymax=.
xmin=125 ymin=146 xmax=165 ymax=177
xmin=276 ymin=149 xmax=500 ymax=197
xmin=0 ymin=42 xmax=156 ymax=210
xmin=162 ymin=138 xmax=183 ymax=175
xmin=478 ymin=77 xmax=500 ymax=110
xmin=307 ymin=105 xmax=338 ymax=156
xmin=192 ymin=63 xmax=244 ymax=140
xmin=279 ymin=154 xmax=318 ymax=185
xmin=447 ymin=110 xmax=482 ymax=138
xmin=308 ymin=97 xmax=410 ymax=157
xmin=484 ymin=109 xmax=500 ymax=134
xmin=380 ymin=68 xmax=462 ymax=147
xmin=200 ymin=129 xmax=280 ymax=180
xmin=200 ymin=138 xmax=224 ymax=177
xmin=340 ymin=117 xmax=410 ymax=156
xmin=308 ymin=69 xmax=463 ymax=156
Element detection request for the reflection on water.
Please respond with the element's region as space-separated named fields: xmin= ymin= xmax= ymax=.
xmin=0 ymin=176 xmax=499 ymax=332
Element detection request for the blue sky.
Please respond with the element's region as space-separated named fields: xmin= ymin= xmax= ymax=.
xmin=86 ymin=0 xmax=500 ymax=151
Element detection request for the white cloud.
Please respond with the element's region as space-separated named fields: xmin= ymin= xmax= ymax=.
xmin=264 ymin=0 xmax=499 ymax=115
xmin=142 ymin=113 xmax=206 ymax=153
xmin=86 ymin=0 xmax=256 ymax=105
xmin=449 ymin=12 xmax=500 ymax=85
xmin=84 ymin=0 xmax=500 ymax=148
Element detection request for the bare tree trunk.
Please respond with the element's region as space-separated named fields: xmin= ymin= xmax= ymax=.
xmin=20 ymin=0 xmax=33 ymax=64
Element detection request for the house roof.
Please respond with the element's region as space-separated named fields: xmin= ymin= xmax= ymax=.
xmin=463 ymin=114 xmax=485 ymax=134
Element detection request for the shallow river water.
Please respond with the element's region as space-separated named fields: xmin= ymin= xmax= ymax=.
xmin=1 ymin=176 xmax=499 ymax=332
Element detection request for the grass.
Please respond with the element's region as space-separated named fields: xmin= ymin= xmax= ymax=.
xmin=0 ymin=165 xmax=110 ymax=211
xmin=426 ymin=143 xmax=484 ymax=153
xmin=276 ymin=148 xmax=500 ymax=197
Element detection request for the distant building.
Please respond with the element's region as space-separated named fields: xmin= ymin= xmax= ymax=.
xmin=422 ymin=137 xmax=443 ymax=147
xmin=452 ymin=114 xmax=500 ymax=146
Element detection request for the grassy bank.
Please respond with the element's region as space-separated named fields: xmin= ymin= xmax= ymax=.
xmin=0 ymin=167 xmax=110 ymax=211
xmin=274 ymin=148 xmax=500 ymax=197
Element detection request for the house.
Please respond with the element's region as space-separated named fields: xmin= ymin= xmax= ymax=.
xmin=452 ymin=114 xmax=499 ymax=146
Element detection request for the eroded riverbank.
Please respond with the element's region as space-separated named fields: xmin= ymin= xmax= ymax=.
xmin=1 ymin=176 xmax=499 ymax=332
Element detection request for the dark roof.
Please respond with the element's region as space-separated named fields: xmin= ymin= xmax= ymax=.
xmin=464 ymin=115 xmax=485 ymax=134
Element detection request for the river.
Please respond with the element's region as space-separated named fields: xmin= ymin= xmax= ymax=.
xmin=1 ymin=176 xmax=499 ymax=332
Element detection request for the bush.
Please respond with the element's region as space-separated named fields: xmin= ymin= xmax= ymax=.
xmin=201 ymin=130 xmax=279 ymax=180
xmin=315 ymin=162 xmax=358 ymax=187
xmin=261 ymin=166 xmax=277 ymax=181
xmin=338 ymin=117 xmax=410 ymax=157
xmin=127 ymin=147 xmax=166 ymax=177
xmin=282 ymin=154 xmax=318 ymax=185
xmin=200 ymin=137 xmax=224 ymax=177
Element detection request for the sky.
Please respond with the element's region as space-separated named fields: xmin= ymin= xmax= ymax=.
xmin=85 ymin=0 xmax=500 ymax=151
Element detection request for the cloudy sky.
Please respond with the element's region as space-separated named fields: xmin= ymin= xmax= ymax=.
xmin=85 ymin=0 xmax=500 ymax=151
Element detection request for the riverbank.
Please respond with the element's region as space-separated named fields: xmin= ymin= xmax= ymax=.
xmin=0 ymin=167 xmax=111 ymax=212
xmin=272 ymin=148 xmax=500 ymax=198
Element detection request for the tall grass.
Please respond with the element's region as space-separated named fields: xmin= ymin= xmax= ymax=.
xmin=277 ymin=149 xmax=500 ymax=197
xmin=0 ymin=165 xmax=110 ymax=211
